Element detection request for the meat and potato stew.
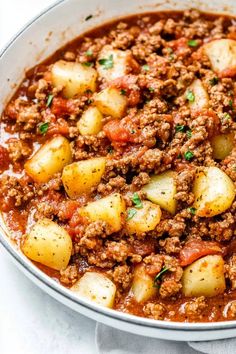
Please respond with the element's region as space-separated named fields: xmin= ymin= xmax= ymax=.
xmin=2 ymin=9 xmax=236 ymax=322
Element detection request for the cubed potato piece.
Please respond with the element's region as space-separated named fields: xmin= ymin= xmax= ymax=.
xmin=94 ymin=87 xmax=127 ymax=118
xmin=77 ymin=107 xmax=103 ymax=135
xmin=21 ymin=218 xmax=72 ymax=271
xmin=62 ymin=157 xmax=106 ymax=199
xmin=142 ymin=171 xmax=177 ymax=215
xmin=79 ymin=193 xmax=125 ymax=234
xmin=131 ymin=264 xmax=157 ymax=303
xmin=126 ymin=201 xmax=161 ymax=234
xmin=211 ymin=133 xmax=234 ymax=160
xmin=71 ymin=272 xmax=116 ymax=308
xmin=203 ymin=39 xmax=236 ymax=77
xmin=193 ymin=166 xmax=235 ymax=217
xmin=186 ymin=79 xmax=209 ymax=112
xmin=51 ymin=60 xmax=97 ymax=98
xmin=24 ymin=136 xmax=72 ymax=183
xmin=182 ymin=255 xmax=226 ymax=297
xmin=97 ymin=45 xmax=130 ymax=81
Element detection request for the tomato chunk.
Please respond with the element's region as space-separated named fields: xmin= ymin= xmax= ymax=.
xmin=0 ymin=145 xmax=10 ymax=171
xmin=103 ymin=120 xmax=136 ymax=143
xmin=51 ymin=97 xmax=76 ymax=116
xmin=179 ymin=239 xmax=222 ymax=266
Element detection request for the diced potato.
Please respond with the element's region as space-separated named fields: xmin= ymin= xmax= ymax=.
xmin=186 ymin=79 xmax=209 ymax=111
xmin=182 ymin=255 xmax=226 ymax=297
xmin=62 ymin=157 xmax=106 ymax=199
xmin=77 ymin=106 xmax=103 ymax=135
xmin=211 ymin=133 xmax=234 ymax=160
xmin=193 ymin=166 xmax=235 ymax=217
xmin=79 ymin=193 xmax=125 ymax=234
xmin=131 ymin=264 xmax=157 ymax=303
xmin=51 ymin=60 xmax=97 ymax=98
xmin=126 ymin=201 xmax=161 ymax=234
xmin=97 ymin=45 xmax=130 ymax=81
xmin=142 ymin=171 xmax=177 ymax=215
xmin=21 ymin=218 xmax=72 ymax=271
xmin=94 ymin=87 xmax=127 ymax=118
xmin=24 ymin=136 xmax=72 ymax=183
xmin=203 ymin=39 xmax=236 ymax=76
xmin=71 ymin=272 xmax=116 ymax=308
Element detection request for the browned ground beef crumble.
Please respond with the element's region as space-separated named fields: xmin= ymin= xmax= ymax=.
xmin=1 ymin=9 xmax=236 ymax=322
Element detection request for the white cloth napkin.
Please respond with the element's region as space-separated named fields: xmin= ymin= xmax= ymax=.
xmin=95 ymin=323 xmax=236 ymax=354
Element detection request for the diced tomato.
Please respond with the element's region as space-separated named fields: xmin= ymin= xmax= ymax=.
xmin=132 ymin=239 xmax=157 ymax=256
xmin=103 ymin=119 xmax=137 ymax=143
xmin=169 ymin=38 xmax=189 ymax=57
xmin=47 ymin=118 xmax=69 ymax=136
xmin=58 ymin=200 xmax=80 ymax=220
xmin=219 ymin=67 xmax=236 ymax=78
xmin=51 ymin=97 xmax=76 ymax=116
xmin=0 ymin=145 xmax=10 ymax=171
xmin=179 ymin=239 xmax=222 ymax=267
xmin=4 ymin=103 xmax=18 ymax=120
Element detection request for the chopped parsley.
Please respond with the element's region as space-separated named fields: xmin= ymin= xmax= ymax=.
xmin=209 ymin=77 xmax=219 ymax=86
xmin=184 ymin=150 xmax=194 ymax=161
xmin=86 ymin=50 xmax=93 ymax=57
xmin=132 ymin=192 xmax=143 ymax=209
xmin=142 ymin=64 xmax=150 ymax=71
xmin=189 ymin=207 xmax=196 ymax=215
xmin=127 ymin=208 xmax=137 ymax=220
xmin=229 ymin=99 xmax=233 ymax=108
xmin=186 ymin=129 xmax=192 ymax=139
xmin=186 ymin=90 xmax=195 ymax=103
xmin=149 ymin=87 xmax=155 ymax=92
xmin=223 ymin=113 xmax=231 ymax=120
xmin=175 ymin=124 xmax=186 ymax=133
xmin=98 ymin=54 xmax=114 ymax=69
xmin=46 ymin=94 xmax=54 ymax=107
xmin=39 ymin=122 xmax=49 ymax=135
xmin=120 ymin=89 xmax=127 ymax=96
xmin=85 ymin=14 xmax=93 ymax=21
xmin=187 ymin=39 xmax=198 ymax=47
xmin=154 ymin=267 xmax=169 ymax=288
xmin=82 ymin=62 xmax=93 ymax=67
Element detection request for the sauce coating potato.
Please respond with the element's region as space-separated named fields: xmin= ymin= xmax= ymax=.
xmin=71 ymin=272 xmax=116 ymax=308
xmin=193 ymin=166 xmax=235 ymax=217
xmin=24 ymin=136 xmax=72 ymax=183
xmin=182 ymin=255 xmax=226 ymax=297
xmin=21 ymin=218 xmax=72 ymax=271
xmin=51 ymin=60 xmax=97 ymax=98
xmin=94 ymin=87 xmax=127 ymax=118
xmin=62 ymin=157 xmax=106 ymax=198
xmin=142 ymin=171 xmax=177 ymax=215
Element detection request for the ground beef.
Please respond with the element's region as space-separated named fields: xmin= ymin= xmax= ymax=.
xmin=184 ymin=296 xmax=207 ymax=318
xmin=7 ymin=139 xmax=32 ymax=163
xmin=143 ymin=303 xmax=166 ymax=320
xmin=60 ymin=265 xmax=78 ymax=285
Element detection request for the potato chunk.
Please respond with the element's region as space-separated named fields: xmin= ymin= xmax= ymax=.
xmin=94 ymin=87 xmax=127 ymax=118
xmin=131 ymin=264 xmax=157 ymax=303
xmin=21 ymin=218 xmax=72 ymax=271
xmin=211 ymin=133 xmax=234 ymax=160
xmin=193 ymin=166 xmax=235 ymax=217
xmin=182 ymin=255 xmax=226 ymax=297
xmin=186 ymin=79 xmax=209 ymax=112
xmin=51 ymin=60 xmax=97 ymax=98
xmin=24 ymin=136 xmax=72 ymax=183
xmin=126 ymin=201 xmax=161 ymax=234
xmin=203 ymin=39 xmax=236 ymax=77
xmin=142 ymin=171 xmax=177 ymax=215
xmin=71 ymin=272 xmax=116 ymax=308
xmin=79 ymin=193 xmax=125 ymax=234
xmin=77 ymin=107 xmax=103 ymax=135
xmin=62 ymin=157 xmax=106 ymax=199
xmin=97 ymin=45 xmax=130 ymax=81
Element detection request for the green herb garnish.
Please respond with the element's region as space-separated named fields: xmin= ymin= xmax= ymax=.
xmin=184 ymin=150 xmax=194 ymax=161
xmin=229 ymin=99 xmax=233 ymax=108
xmin=186 ymin=90 xmax=195 ymax=103
xmin=85 ymin=14 xmax=93 ymax=21
xmin=154 ymin=267 xmax=169 ymax=288
xmin=189 ymin=207 xmax=196 ymax=215
xmin=175 ymin=124 xmax=186 ymax=133
xmin=86 ymin=50 xmax=93 ymax=56
xmin=82 ymin=61 xmax=93 ymax=67
xmin=132 ymin=192 xmax=143 ymax=209
xmin=186 ymin=129 xmax=192 ymax=139
xmin=223 ymin=113 xmax=231 ymax=120
xmin=39 ymin=122 xmax=49 ymax=135
xmin=209 ymin=77 xmax=219 ymax=86
xmin=188 ymin=39 xmax=198 ymax=47
xmin=98 ymin=54 xmax=114 ymax=69
xmin=149 ymin=87 xmax=155 ymax=92
xmin=142 ymin=64 xmax=150 ymax=71
xmin=120 ymin=89 xmax=127 ymax=96
xmin=127 ymin=208 xmax=137 ymax=220
xmin=46 ymin=94 xmax=54 ymax=107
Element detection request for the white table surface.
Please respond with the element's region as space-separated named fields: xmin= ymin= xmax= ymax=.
xmin=0 ymin=1 xmax=97 ymax=353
